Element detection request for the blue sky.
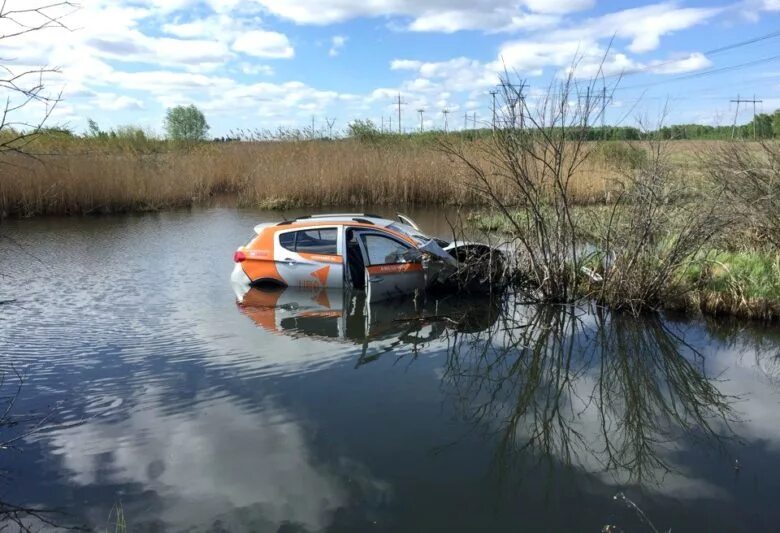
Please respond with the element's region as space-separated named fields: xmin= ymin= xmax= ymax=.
xmin=3 ymin=0 xmax=780 ymax=136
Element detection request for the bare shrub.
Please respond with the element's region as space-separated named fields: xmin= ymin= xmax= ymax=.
xmin=705 ymin=140 xmax=780 ymax=250
xmin=439 ymin=57 xmax=726 ymax=314
xmin=589 ymin=129 xmax=725 ymax=315
xmin=438 ymin=65 xmax=614 ymax=303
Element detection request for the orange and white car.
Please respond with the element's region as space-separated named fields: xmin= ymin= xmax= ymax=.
xmin=231 ymin=213 xmax=502 ymax=302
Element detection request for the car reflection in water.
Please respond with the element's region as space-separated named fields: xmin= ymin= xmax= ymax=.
xmin=236 ymin=286 xmax=502 ymax=364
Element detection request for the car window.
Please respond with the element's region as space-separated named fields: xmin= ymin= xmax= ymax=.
xmin=279 ymin=232 xmax=296 ymax=252
xmin=279 ymin=228 xmax=338 ymax=255
xmin=360 ymin=233 xmax=413 ymax=265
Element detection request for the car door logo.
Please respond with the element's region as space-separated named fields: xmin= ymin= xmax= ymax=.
xmin=300 ymin=265 xmax=331 ymax=289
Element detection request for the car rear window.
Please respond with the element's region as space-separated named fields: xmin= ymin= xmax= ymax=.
xmin=279 ymin=228 xmax=338 ymax=255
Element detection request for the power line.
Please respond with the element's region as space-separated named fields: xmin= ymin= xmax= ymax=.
xmin=617 ymin=53 xmax=780 ymax=91
xmin=602 ymin=28 xmax=780 ymax=82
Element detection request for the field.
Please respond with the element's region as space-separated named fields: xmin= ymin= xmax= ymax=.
xmin=0 ymin=134 xmax=711 ymax=218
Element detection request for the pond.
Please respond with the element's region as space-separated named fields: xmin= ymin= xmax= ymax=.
xmin=1 ymin=207 xmax=780 ymax=532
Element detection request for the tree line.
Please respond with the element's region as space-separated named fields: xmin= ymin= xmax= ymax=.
xmin=23 ymin=105 xmax=780 ymax=143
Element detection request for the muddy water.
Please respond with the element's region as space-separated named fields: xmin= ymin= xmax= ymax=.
xmin=1 ymin=207 xmax=780 ymax=532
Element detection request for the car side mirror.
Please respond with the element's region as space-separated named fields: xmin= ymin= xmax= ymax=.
xmin=401 ymin=249 xmax=423 ymax=263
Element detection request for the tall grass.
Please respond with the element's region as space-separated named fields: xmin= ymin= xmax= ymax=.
xmin=0 ymin=135 xmax=628 ymax=217
xmin=686 ymin=250 xmax=780 ymax=321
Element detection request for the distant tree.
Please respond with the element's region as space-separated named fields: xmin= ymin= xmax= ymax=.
xmin=39 ymin=126 xmax=73 ymax=136
xmin=164 ymin=105 xmax=210 ymax=141
xmin=347 ymin=119 xmax=381 ymax=142
xmin=773 ymin=110 xmax=780 ymax=138
xmin=86 ymin=118 xmax=103 ymax=138
xmin=753 ymin=113 xmax=774 ymax=139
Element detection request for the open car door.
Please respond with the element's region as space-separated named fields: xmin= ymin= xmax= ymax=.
xmin=357 ymin=231 xmax=426 ymax=302
xmin=397 ymin=213 xmax=421 ymax=230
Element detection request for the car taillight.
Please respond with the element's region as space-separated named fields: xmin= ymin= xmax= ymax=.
xmin=233 ymin=250 xmax=247 ymax=263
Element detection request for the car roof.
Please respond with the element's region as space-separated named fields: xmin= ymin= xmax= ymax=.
xmin=279 ymin=213 xmax=395 ymax=228
xmin=253 ymin=214 xmax=397 ymax=235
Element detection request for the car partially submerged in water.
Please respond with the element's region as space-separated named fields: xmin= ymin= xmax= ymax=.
xmin=231 ymin=213 xmax=504 ymax=302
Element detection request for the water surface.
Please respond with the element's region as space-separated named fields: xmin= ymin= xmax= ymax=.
xmin=1 ymin=207 xmax=780 ymax=532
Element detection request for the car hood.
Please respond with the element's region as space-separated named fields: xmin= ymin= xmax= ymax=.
xmin=419 ymin=239 xmax=459 ymax=267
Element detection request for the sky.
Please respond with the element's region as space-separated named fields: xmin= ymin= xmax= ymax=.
xmin=1 ymin=0 xmax=780 ymax=137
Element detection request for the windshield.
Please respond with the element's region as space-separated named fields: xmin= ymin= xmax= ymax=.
xmin=388 ymin=222 xmax=432 ymax=245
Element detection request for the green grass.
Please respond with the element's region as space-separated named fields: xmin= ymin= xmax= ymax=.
xmin=467 ymin=208 xmax=780 ymax=320
xmin=694 ymin=251 xmax=780 ymax=300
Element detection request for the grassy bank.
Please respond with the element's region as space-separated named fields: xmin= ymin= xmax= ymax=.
xmin=0 ymin=134 xmax=704 ymax=218
xmin=468 ymin=206 xmax=780 ymax=320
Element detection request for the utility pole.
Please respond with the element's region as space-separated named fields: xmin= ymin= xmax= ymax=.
xmin=578 ymin=86 xmax=592 ymax=128
xmin=326 ymin=117 xmax=336 ymax=138
xmin=489 ymin=89 xmax=498 ymax=130
xmin=395 ymin=93 xmax=407 ymax=134
xmin=731 ymin=94 xmax=740 ymax=139
xmin=472 ymin=112 xmax=477 ymax=129
xmin=311 ymin=115 xmax=317 ymax=139
xmin=730 ymin=95 xmax=762 ymax=140
xmin=417 ymin=108 xmax=425 ymax=133
xmin=500 ymin=81 xmax=528 ymax=129
xmin=754 ymin=94 xmax=758 ymax=140
xmin=601 ymin=83 xmax=607 ymax=140
xmin=442 ymin=109 xmax=450 ymax=133
xmin=388 ymin=115 xmax=392 ymax=133
xmin=464 ymin=112 xmax=469 ymax=131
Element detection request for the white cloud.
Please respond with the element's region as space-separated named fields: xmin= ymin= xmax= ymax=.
xmin=407 ymin=10 xmax=559 ymax=33
xmin=648 ymin=52 xmax=712 ymax=74
xmin=391 ymin=59 xmax=423 ymax=71
xmin=523 ymin=0 xmax=593 ymax=14
xmin=386 ymin=2 xmax=723 ymax=102
xmin=0 ymin=0 xmax=742 ymax=135
xmin=161 ymin=15 xmax=239 ymax=39
xmin=240 ymin=63 xmax=275 ymax=75
xmin=329 ymin=35 xmax=347 ymax=57
xmin=233 ymin=30 xmax=295 ymax=58
xmin=92 ymin=93 xmax=146 ymax=111
xmin=255 ymin=0 xmax=587 ymax=32
xmin=550 ymin=2 xmax=722 ymax=53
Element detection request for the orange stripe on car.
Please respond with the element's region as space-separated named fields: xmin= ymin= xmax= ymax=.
xmin=366 ymin=263 xmax=424 ymax=275
xmin=298 ymin=253 xmax=343 ymax=264
xmin=239 ymin=221 xmax=418 ymax=286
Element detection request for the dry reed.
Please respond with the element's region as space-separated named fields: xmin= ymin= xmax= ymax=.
xmin=0 ymin=138 xmax=630 ymax=217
